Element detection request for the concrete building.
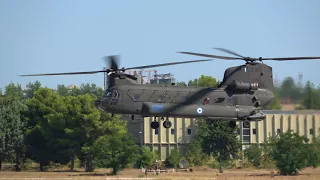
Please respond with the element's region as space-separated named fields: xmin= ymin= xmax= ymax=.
xmin=125 ymin=110 xmax=320 ymax=161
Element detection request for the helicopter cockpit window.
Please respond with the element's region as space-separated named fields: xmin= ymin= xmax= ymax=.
xmin=110 ymin=90 xmax=120 ymax=105
xmin=105 ymin=91 xmax=112 ymax=97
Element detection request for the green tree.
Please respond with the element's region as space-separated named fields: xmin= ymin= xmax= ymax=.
xmin=188 ymin=75 xmax=218 ymax=87
xmin=81 ymin=113 xmax=129 ymax=172
xmin=300 ymin=81 xmax=320 ymax=109
xmin=92 ymin=130 xmax=139 ymax=175
xmin=24 ymin=88 xmax=67 ymax=171
xmin=24 ymin=81 xmax=42 ymax=99
xmin=185 ymin=139 xmax=208 ymax=167
xmin=4 ymin=83 xmax=24 ymax=100
xmin=56 ymin=84 xmax=71 ymax=96
xmin=0 ymin=96 xmax=27 ymax=171
xmin=136 ymin=146 xmax=158 ymax=168
xmin=196 ymin=119 xmax=240 ymax=173
xmin=165 ymin=149 xmax=182 ymax=168
xmin=270 ymin=130 xmax=319 ymax=175
xmin=279 ymin=77 xmax=303 ymax=102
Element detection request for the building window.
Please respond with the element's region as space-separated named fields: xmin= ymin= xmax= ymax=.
xmin=243 ymin=135 xmax=250 ymax=143
xmin=310 ymin=128 xmax=314 ymax=135
xmin=252 ymin=128 xmax=256 ymax=135
xmin=155 ymin=129 xmax=159 ymax=135
xmin=187 ymin=128 xmax=191 ymax=135
xmin=171 ymin=129 xmax=175 ymax=135
xmin=277 ymin=129 xmax=281 ymax=134
xmin=243 ymin=129 xmax=250 ymax=136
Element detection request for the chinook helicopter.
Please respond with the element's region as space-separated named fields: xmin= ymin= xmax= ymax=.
xmin=20 ymin=48 xmax=320 ymax=129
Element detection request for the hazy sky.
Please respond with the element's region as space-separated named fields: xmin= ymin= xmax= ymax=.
xmin=1 ymin=0 xmax=320 ymax=90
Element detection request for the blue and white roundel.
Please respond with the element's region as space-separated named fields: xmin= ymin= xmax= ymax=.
xmin=197 ymin=107 xmax=203 ymax=114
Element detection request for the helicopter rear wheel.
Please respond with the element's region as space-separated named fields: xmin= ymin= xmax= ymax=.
xmin=163 ymin=120 xmax=172 ymax=128
xmin=151 ymin=121 xmax=159 ymax=129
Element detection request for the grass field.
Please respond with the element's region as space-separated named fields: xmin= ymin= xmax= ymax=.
xmin=0 ymin=167 xmax=320 ymax=180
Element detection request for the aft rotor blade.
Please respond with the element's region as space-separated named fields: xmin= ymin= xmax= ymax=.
xmin=177 ymin=51 xmax=243 ymax=60
xmin=19 ymin=70 xmax=106 ymax=76
xmin=124 ymin=59 xmax=214 ymax=70
xmin=261 ymin=56 xmax=320 ymax=61
xmin=213 ymin=48 xmax=245 ymax=58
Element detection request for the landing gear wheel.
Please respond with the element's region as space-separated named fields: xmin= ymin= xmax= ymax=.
xmin=163 ymin=120 xmax=172 ymax=128
xmin=228 ymin=121 xmax=236 ymax=129
xmin=151 ymin=121 xmax=159 ymax=129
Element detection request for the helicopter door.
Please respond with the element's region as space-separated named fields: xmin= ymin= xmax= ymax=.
xmin=110 ymin=90 xmax=120 ymax=105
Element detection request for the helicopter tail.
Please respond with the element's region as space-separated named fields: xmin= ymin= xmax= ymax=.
xmin=219 ymin=63 xmax=274 ymax=92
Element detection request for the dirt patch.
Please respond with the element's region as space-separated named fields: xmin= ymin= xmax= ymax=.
xmin=0 ymin=167 xmax=319 ymax=180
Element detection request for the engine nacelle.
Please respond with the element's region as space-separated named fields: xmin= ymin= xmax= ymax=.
xmin=228 ymin=80 xmax=259 ymax=92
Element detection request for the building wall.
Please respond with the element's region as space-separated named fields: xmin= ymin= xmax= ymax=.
xmin=125 ymin=111 xmax=320 ymax=161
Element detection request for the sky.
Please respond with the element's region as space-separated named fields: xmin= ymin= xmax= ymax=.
xmin=1 ymin=0 xmax=320 ymax=91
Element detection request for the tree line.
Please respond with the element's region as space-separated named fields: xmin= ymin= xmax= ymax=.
xmin=0 ymin=75 xmax=319 ymax=175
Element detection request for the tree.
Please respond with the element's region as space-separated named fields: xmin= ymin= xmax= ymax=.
xmin=188 ymin=75 xmax=218 ymax=87
xmin=24 ymin=88 xmax=67 ymax=171
xmin=56 ymin=84 xmax=70 ymax=96
xmin=80 ymin=112 xmax=129 ymax=172
xmin=196 ymin=119 xmax=241 ymax=173
xmin=270 ymin=130 xmax=319 ymax=175
xmin=24 ymin=81 xmax=41 ymax=99
xmin=92 ymin=130 xmax=139 ymax=175
xmin=301 ymin=81 xmax=320 ymax=109
xmin=0 ymin=96 xmax=27 ymax=171
xmin=185 ymin=139 xmax=208 ymax=167
xmin=165 ymin=149 xmax=182 ymax=168
xmin=137 ymin=146 xmax=158 ymax=168
xmin=4 ymin=83 xmax=24 ymax=100
xmin=279 ymin=77 xmax=302 ymax=102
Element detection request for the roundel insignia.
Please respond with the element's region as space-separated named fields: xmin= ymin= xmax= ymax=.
xmin=197 ymin=107 xmax=203 ymax=114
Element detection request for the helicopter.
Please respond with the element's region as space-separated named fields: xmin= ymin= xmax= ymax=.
xmin=20 ymin=48 xmax=320 ymax=130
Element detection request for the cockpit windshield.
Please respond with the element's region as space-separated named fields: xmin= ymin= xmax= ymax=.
xmin=103 ymin=88 xmax=120 ymax=100
xmin=104 ymin=90 xmax=112 ymax=97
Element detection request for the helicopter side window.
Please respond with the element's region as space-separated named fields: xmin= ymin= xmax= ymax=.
xmin=203 ymin=98 xmax=209 ymax=105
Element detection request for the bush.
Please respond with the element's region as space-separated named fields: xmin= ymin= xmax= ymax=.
xmin=136 ymin=146 xmax=158 ymax=168
xmin=244 ymin=144 xmax=262 ymax=168
xmin=164 ymin=149 xmax=181 ymax=168
xmin=270 ymin=130 xmax=318 ymax=175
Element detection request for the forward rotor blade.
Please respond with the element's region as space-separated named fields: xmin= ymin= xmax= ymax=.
xmin=261 ymin=56 xmax=320 ymax=61
xmin=104 ymin=55 xmax=119 ymax=70
xmin=213 ymin=48 xmax=244 ymax=58
xmin=124 ymin=59 xmax=214 ymax=70
xmin=19 ymin=70 xmax=106 ymax=76
xmin=177 ymin=52 xmax=243 ymax=60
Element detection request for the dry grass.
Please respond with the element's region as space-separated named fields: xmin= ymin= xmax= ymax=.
xmin=0 ymin=167 xmax=320 ymax=180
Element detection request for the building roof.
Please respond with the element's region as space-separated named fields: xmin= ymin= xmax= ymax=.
xmin=261 ymin=110 xmax=320 ymax=114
